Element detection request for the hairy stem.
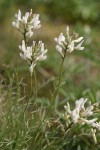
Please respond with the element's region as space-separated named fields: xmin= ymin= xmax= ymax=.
xmin=33 ymin=69 xmax=38 ymax=101
xmin=43 ymin=55 xmax=66 ymax=120
xmin=53 ymin=55 xmax=65 ymax=101
xmin=23 ymin=24 xmax=27 ymax=46
xmin=30 ymin=74 xmax=33 ymax=96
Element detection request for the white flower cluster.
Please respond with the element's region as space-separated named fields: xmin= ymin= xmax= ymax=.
xmin=12 ymin=10 xmax=47 ymax=75
xmin=19 ymin=40 xmax=48 ymax=75
xmin=54 ymin=26 xmax=84 ymax=57
xmin=64 ymin=98 xmax=100 ymax=130
xmin=12 ymin=10 xmax=41 ymax=39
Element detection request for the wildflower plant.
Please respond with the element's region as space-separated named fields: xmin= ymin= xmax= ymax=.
xmin=52 ymin=26 xmax=84 ymax=103
xmin=54 ymin=26 xmax=84 ymax=57
xmin=19 ymin=40 xmax=47 ymax=76
xmin=64 ymin=98 xmax=100 ymax=130
xmin=12 ymin=9 xmax=47 ymax=76
xmin=62 ymin=98 xmax=100 ymax=145
xmin=12 ymin=9 xmax=41 ymax=40
xmin=1 ymin=9 xmax=99 ymax=150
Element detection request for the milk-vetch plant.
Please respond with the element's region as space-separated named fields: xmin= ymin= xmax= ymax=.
xmin=64 ymin=98 xmax=100 ymax=145
xmin=64 ymin=98 xmax=100 ymax=130
xmin=45 ymin=98 xmax=100 ymax=148
xmin=53 ymin=26 xmax=84 ymax=102
xmin=12 ymin=9 xmax=48 ymax=98
xmin=19 ymin=40 xmax=47 ymax=76
xmin=12 ymin=9 xmax=41 ymax=40
xmin=12 ymin=9 xmax=48 ymax=76
xmin=11 ymin=9 xmax=100 ymax=150
xmin=54 ymin=26 xmax=84 ymax=57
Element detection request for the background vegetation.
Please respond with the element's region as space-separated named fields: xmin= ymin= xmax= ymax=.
xmin=0 ymin=0 xmax=100 ymax=99
xmin=0 ymin=0 xmax=100 ymax=149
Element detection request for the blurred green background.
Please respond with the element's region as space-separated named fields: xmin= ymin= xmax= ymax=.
xmin=0 ymin=0 xmax=100 ymax=101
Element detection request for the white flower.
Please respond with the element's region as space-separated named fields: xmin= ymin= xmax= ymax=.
xmin=71 ymin=98 xmax=88 ymax=123
xmin=35 ymin=41 xmax=48 ymax=61
xmin=67 ymin=42 xmax=74 ymax=52
xmin=64 ymin=98 xmax=94 ymax=124
xmin=54 ymin=26 xmax=84 ymax=57
xmin=73 ymin=37 xmax=83 ymax=43
xmin=74 ymin=40 xmax=84 ymax=50
xmin=54 ymin=33 xmax=66 ymax=45
xmin=30 ymin=14 xmax=41 ymax=29
xmin=64 ymin=98 xmax=100 ymax=131
xmin=19 ymin=40 xmax=32 ymax=60
xmin=22 ymin=12 xmax=29 ymax=24
xmin=55 ymin=45 xmax=64 ymax=57
xmin=83 ymin=118 xmax=98 ymax=125
xmin=12 ymin=10 xmax=21 ymax=29
xmin=92 ymin=122 xmax=100 ymax=130
xmin=91 ymin=129 xmax=97 ymax=144
xmin=19 ymin=40 xmax=47 ymax=75
xmin=12 ymin=10 xmax=41 ymax=39
xmin=66 ymin=26 xmax=70 ymax=41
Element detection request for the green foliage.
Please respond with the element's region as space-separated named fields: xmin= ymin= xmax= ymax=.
xmin=0 ymin=0 xmax=100 ymax=23
xmin=31 ymin=0 xmax=100 ymax=23
xmin=0 ymin=1 xmax=100 ymax=149
xmin=0 ymin=77 xmax=100 ymax=150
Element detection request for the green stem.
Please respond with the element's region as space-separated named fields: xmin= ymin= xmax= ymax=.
xmin=23 ymin=27 xmax=27 ymax=46
xmin=44 ymin=55 xmax=65 ymax=120
xmin=33 ymin=69 xmax=38 ymax=101
xmin=24 ymin=33 xmax=26 ymax=44
xmin=30 ymin=73 xmax=33 ymax=96
xmin=53 ymin=55 xmax=65 ymax=101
